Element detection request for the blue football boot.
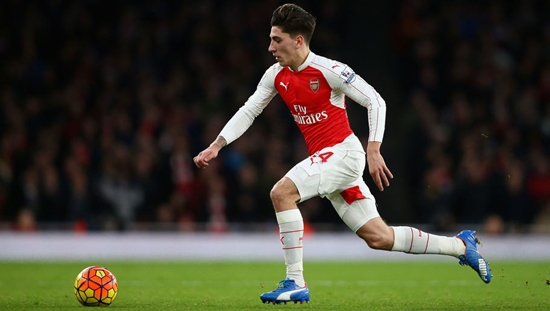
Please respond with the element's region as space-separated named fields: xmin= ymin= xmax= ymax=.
xmin=456 ymin=230 xmax=492 ymax=284
xmin=260 ymin=278 xmax=310 ymax=304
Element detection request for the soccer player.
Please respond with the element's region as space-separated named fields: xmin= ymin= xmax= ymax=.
xmin=193 ymin=3 xmax=492 ymax=304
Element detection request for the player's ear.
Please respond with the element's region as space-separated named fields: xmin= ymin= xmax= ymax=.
xmin=295 ymin=35 xmax=304 ymax=49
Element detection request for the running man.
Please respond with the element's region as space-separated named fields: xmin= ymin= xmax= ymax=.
xmin=193 ymin=3 xmax=492 ymax=305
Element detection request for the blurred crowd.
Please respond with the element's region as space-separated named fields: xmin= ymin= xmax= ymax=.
xmin=393 ymin=0 xmax=550 ymax=233
xmin=0 ymin=0 xmax=548 ymax=234
xmin=0 ymin=0 xmax=348 ymax=232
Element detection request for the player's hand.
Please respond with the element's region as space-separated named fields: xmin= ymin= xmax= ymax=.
xmin=193 ymin=146 xmax=219 ymax=169
xmin=366 ymin=143 xmax=393 ymax=191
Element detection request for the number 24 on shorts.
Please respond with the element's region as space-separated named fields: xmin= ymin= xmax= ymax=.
xmin=309 ymin=151 xmax=333 ymax=165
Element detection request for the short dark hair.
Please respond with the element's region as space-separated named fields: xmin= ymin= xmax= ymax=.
xmin=271 ymin=3 xmax=316 ymax=45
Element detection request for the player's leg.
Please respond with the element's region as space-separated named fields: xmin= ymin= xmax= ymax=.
xmin=354 ymin=216 xmax=466 ymax=257
xmin=261 ymin=140 xmax=361 ymax=303
xmin=359 ymin=218 xmax=492 ymax=283
xmin=260 ymin=158 xmax=318 ymax=304
xmin=270 ymin=177 xmax=305 ymax=287
xmin=328 ymin=183 xmax=492 ymax=283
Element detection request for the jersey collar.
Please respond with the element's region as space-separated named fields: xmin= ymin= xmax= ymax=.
xmin=293 ymin=51 xmax=315 ymax=72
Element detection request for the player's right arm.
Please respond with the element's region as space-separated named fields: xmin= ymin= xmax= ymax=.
xmin=193 ymin=136 xmax=226 ymax=169
xmin=193 ymin=65 xmax=280 ymax=169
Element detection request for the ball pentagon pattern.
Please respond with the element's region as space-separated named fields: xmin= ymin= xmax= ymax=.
xmin=74 ymin=266 xmax=118 ymax=307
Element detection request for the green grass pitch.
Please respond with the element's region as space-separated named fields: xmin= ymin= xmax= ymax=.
xmin=0 ymin=260 xmax=548 ymax=310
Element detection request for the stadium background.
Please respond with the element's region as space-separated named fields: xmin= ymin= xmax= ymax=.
xmin=0 ymin=0 xmax=549 ymax=239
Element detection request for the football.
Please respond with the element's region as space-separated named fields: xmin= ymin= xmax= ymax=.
xmin=73 ymin=266 xmax=118 ymax=307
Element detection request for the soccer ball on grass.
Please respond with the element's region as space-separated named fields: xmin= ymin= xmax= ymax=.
xmin=74 ymin=266 xmax=118 ymax=307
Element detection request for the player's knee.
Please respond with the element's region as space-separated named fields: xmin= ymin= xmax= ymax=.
xmin=357 ymin=225 xmax=393 ymax=250
xmin=362 ymin=233 xmax=392 ymax=250
xmin=269 ymin=184 xmax=282 ymax=203
xmin=270 ymin=178 xmax=300 ymax=209
xmin=270 ymin=181 xmax=289 ymax=206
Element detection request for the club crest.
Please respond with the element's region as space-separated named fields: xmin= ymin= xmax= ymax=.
xmin=309 ymin=79 xmax=320 ymax=93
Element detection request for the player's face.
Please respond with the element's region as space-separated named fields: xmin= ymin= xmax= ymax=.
xmin=268 ymin=26 xmax=298 ymax=68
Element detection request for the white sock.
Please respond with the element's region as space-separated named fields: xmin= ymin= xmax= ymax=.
xmin=391 ymin=226 xmax=465 ymax=257
xmin=276 ymin=209 xmax=305 ymax=287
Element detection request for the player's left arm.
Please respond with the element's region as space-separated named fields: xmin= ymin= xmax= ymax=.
xmin=331 ymin=65 xmax=393 ymax=191
xmin=365 ymin=140 xmax=393 ymax=191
